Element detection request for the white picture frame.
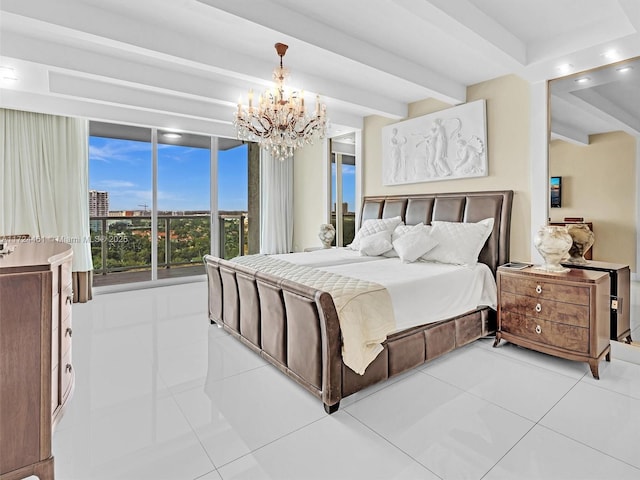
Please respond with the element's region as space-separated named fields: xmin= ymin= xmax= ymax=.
xmin=381 ymin=99 xmax=488 ymax=185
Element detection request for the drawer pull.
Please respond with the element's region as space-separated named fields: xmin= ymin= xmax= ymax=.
xmin=535 ymin=285 xmax=542 ymax=294
xmin=66 ymin=327 xmax=73 ymax=337
xmin=535 ymin=303 xmax=542 ymax=313
xmin=65 ymin=363 xmax=73 ymax=373
xmin=535 ymin=325 xmax=542 ymax=334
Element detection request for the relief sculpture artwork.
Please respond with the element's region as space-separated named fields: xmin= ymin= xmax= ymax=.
xmin=382 ymin=99 xmax=488 ymax=185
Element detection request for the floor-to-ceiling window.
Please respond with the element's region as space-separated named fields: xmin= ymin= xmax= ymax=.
xmin=330 ymin=135 xmax=357 ymax=246
xmin=218 ymin=142 xmax=249 ymax=259
xmin=89 ymin=122 xmax=253 ymax=287
xmin=89 ymin=124 xmax=153 ymax=284
xmin=157 ymin=131 xmax=212 ymax=274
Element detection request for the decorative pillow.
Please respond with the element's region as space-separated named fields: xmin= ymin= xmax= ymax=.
xmin=384 ymin=223 xmax=426 ymax=257
xmin=358 ymin=230 xmax=393 ymax=256
xmin=392 ymin=226 xmax=438 ymax=263
xmin=348 ymin=216 xmax=402 ymax=250
xmin=420 ymin=217 xmax=495 ymax=266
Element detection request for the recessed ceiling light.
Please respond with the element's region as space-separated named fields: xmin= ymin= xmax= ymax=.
xmin=575 ymin=77 xmax=590 ymax=84
xmin=0 ymin=65 xmax=17 ymax=82
xmin=616 ymin=66 xmax=633 ymax=73
xmin=162 ymin=132 xmax=182 ymax=139
xmin=602 ymin=49 xmax=620 ymax=60
xmin=557 ymin=63 xmax=573 ymax=74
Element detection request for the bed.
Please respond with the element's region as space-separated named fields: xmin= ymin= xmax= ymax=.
xmin=204 ymin=190 xmax=513 ymax=413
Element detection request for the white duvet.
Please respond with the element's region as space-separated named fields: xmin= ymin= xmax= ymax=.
xmin=273 ymin=247 xmax=381 ymax=268
xmin=319 ymin=258 xmax=497 ymax=332
xmin=278 ymin=248 xmax=497 ymax=333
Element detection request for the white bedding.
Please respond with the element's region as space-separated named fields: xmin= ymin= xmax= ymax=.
xmin=318 ymin=258 xmax=497 ymax=333
xmin=273 ymin=247 xmax=383 ymax=268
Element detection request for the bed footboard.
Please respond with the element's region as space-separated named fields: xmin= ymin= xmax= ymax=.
xmin=205 ymin=255 xmax=496 ymax=413
xmin=204 ymin=255 xmax=343 ymax=412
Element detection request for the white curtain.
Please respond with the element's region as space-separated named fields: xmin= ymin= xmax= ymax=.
xmin=260 ymin=150 xmax=293 ymax=254
xmin=0 ymin=109 xmax=93 ymax=273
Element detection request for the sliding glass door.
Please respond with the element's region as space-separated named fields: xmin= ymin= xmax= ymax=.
xmin=89 ymin=125 xmax=153 ymax=284
xmin=330 ymin=136 xmax=357 ymax=246
xmin=89 ymin=122 xmax=253 ymax=286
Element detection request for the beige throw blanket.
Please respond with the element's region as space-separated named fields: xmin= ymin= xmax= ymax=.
xmin=232 ymin=255 xmax=396 ymax=374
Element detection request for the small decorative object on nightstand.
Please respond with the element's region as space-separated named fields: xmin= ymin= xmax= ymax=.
xmin=565 ymin=223 xmax=595 ymax=265
xmin=318 ymin=223 xmax=336 ymax=248
xmin=495 ymin=266 xmax=611 ymax=379
xmin=533 ymin=225 xmax=572 ymax=272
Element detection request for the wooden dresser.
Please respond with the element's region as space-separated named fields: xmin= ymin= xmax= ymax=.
xmin=495 ymin=266 xmax=610 ymax=379
xmin=0 ymin=241 xmax=74 ymax=480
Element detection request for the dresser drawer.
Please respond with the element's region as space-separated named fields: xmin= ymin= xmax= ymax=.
xmin=51 ymin=365 xmax=59 ymax=412
xmin=501 ymin=311 xmax=589 ymax=353
xmin=62 ymin=313 xmax=72 ymax=357
xmin=500 ymin=275 xmax=590 ymax=305
xmin=61 ymin=351 xmax=73 ymax=397
xmin=62 ymin=284 xmax=73 ymax=320
xmin=500 ymin=291 xmax=589 ymax=327
xmin=61 ymin=261 xmax=72 ymax=287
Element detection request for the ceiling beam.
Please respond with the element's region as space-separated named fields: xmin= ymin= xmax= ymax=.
xmin=0 ymin=14 xmax=408 ymax=119
xmin=196 ymin=0 xmax=467 ymax=104
xmin=394 ymin=0 xmax=527 ymax=66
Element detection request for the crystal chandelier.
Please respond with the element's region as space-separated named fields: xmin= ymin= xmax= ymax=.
xmin=234 ymin=43 xmax=328 ymax=161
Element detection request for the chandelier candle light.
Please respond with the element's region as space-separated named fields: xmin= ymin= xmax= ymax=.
xmin=234 ymin=43 xmax=328 ymax=161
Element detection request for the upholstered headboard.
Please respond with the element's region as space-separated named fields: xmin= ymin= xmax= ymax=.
xmin=359 ymin=190 xmax=514 ymax=275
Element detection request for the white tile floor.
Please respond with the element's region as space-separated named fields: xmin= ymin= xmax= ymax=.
xmin=50 ymin=279 xmax=640 ymax=480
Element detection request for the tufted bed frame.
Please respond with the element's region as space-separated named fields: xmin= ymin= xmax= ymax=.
xmin=204 ymin=190 xmax=513 ymax=413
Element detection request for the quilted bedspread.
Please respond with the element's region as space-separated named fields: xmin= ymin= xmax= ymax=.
xmin=231 ymin=254 xmax=396 ymax=374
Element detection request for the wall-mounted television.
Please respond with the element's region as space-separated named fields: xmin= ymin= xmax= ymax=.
xmin=550 ymin=176 xmax=562 ymax=208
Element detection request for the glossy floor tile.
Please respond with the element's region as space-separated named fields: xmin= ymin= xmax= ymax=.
xmin=217 ymin=412 xmax=439 ymax=480
xmin=51 ymin=280 xmax=640 ymax=480
xmin=345 ymin=372 xmax=534 ymax=479
xmin=483 ymin=424 xmax=640 ymax=480
xmin=540 ymin=381 xmax=640 ymax=469
xmin=422 ymin=345 xmax=580 ymax=421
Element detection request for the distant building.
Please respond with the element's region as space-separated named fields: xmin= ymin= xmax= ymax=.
xmin=89 ymin=190 xmax=109 ymax=216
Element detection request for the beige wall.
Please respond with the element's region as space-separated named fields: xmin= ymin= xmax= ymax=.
xmin=292 ymin=75 xmax=533 ymax=260
xmin=362 ymin=75 xmax=532 ymax=262
xmin=292 ymin=141 xmax=326 ymax=251
xmin=549 ymin=132 xmax=636 ymax=270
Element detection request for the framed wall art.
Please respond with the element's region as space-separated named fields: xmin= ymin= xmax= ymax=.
xmin=381 ymin=99 xmax=488 ymax=185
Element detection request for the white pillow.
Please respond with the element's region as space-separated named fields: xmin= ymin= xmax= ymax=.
xmin=384 ymin=223 xmax=426 ymax=257
xmin=393 ymin=227 xmax=439 ymax=263
xmin=358 ymin=230 xmax=393 ymax=256
xmin=348 ymin=216 xmax=402 ymax=250
xmin=420 ymin=217 xmax=495 ymax=266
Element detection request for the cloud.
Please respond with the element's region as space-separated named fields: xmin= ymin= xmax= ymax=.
xmin=89 ymin=140 xmax=152 ymax=164
xmin=93 ymin=180 xmax=136 ymax=189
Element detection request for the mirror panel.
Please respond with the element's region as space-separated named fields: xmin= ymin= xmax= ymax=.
xmin=548 ymin=56 xmax=638 ymax=272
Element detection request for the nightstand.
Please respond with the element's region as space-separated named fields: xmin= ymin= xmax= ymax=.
xmin=495 ymin=266 xmax=611 ymax=379
xmin=561 ymin=261 xmax=631 ymax=343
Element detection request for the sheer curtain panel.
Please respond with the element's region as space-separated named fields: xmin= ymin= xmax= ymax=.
xmin=0 ymin=109 xmax=93 ymax=301
xmin=260 ymin=151 xmax=293 ymax=254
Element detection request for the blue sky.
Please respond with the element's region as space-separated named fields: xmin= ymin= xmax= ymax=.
xmin=332 ymin=163 xmax=356 ymax=214
xmin=89 ymin=137 xmax=248 ymax=211
xmin=89 ymin=136 xmax=355 ymax=213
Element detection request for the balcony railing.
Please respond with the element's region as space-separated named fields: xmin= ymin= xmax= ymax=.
xmin=90 ymin=212 xmax=248 ymax=280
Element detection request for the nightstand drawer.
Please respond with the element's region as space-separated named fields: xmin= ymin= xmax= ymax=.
xmin=500 ymin=291 xmax=589 ymax=327
xmin=500 ymin=312 xmax=589 ymax=353
xmin=500 ymin=275 xmax=589 ymax=305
